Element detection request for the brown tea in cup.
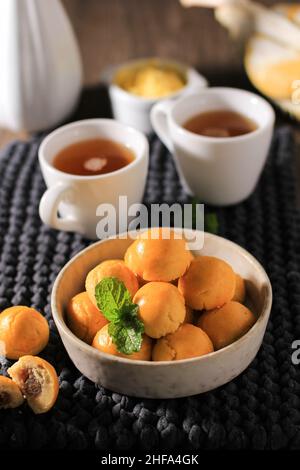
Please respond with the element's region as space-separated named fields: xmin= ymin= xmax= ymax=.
xmin=184 ymin=110 xmax=257 ymax=138
xmin=53 ymin=138 xmax=134 ymax=176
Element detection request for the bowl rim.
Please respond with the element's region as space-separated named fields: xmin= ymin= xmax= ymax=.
xmin=51 ymin=229 xmax=273 ymax=367
xmin=101 ymin=57 xmax=208 ymax=104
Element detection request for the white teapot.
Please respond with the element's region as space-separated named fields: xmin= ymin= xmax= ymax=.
xmin=0 ymin=0 xmax=82 ymax=132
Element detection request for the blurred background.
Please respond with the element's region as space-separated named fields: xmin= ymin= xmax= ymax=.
xmin=62 ymin=0 xmax=292 ymax=83
xmin=0 ymin=0 xmax=299 ymax=147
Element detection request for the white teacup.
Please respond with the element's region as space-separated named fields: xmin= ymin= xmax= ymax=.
xmin=151 ymin=87 xmax=275 ymax=205
xmin=38 ymin=119 xmax=149 ymax=239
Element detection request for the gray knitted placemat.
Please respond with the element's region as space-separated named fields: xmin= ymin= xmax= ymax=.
xmin=0 ymin=124 xmax=300 ymax=451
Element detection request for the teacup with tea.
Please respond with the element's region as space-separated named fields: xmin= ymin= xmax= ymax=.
xmin=39 ymin=119 xmax=149 ymax=239
xmin=151 ymin=87 xmax=275 ymax=205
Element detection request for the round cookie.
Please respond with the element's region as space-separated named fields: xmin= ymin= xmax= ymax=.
xmin=86 ymin=259 xmax=139 ymax=305
xmin=153 ymin=323 xmax=213 ymax=361
xmin=232 ymin=273 xmax=246 ymax=303
xmin=124 ymin=228 xmax=192 ymax=282
xmin=0 ymin=306 xmax=49 ymax=360
xmin=133 ymin=282 xmax=186 ymax=338
xmin=197 ymin=301 xmax=256 ymax=350
xmin=67 ymin=291 xmax=108 ymax=344
xmin=92 ymin=324 xmax=152 ymax=360
xmin=178 ymin=256 xmax=236 ymax=310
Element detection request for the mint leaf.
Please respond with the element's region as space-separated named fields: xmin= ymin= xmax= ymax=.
xmin=205 ymin=212 xmax=219 ymax=234
xmin=191 ymin=197 xmax=218 ymax=235
xmin=108 ymin=319 xmax=144 ymax=355
xmin=126 ymin=314 xmax=144 ymax=334
xmin=95 ymin=277 xmax=145 ymax=355
xmin=95 ymin=277 xmax=132 ymax=322
xmin=119 ymin=303 xmax=139 ymax=321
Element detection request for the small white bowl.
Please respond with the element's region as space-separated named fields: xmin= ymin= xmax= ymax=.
xmin=101 ymin=58 xmax=208 ymax=134
xmin=51 ymin=230 xmax=272 ymax=399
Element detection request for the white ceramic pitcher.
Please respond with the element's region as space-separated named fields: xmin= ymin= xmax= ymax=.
xmin=0 ymin=0 xmax=82 ymax=132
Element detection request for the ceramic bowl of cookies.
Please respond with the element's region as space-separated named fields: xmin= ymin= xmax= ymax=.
xmin=51 ymin=228 xmax=272 ymax=398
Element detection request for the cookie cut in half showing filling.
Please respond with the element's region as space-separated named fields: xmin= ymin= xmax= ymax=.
xmin=8 ymin=356 xmax=59 ymax=414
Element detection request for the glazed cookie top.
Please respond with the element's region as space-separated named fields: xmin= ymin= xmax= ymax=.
xmin=178 ymin=256 xmax=236 ymax=310
xmin=133 ymin=281 xmax=186 ymax=339
xmin=198 ymin=301 xmax=256 ymax=350
xmin=152 ymin=323 xmax=213 ymax=361
xmin=86 ymin=259 xmax=139 ymax=305
xmin=125 ymin=228 xmax=193 ymax=282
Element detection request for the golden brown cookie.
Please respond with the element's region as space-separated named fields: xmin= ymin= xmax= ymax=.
xmin=124 ymin=228 xmax=192 ymax=282
xmin=0 ymin=306 xmax=49 ymax=359
xmin=232 ymin=273 xmax=246 ymax=303
xmin=197 ymin=301 xmax=256 ymax=350
xmin=86 ymin=259 xmax=139 ymax=305
xmin=92 ymin=324 xmax=152 ymax=360
xmin=152 ymin=323 xmax=213 ymax=361
xmin=133 ymin=281 xmax=186 ymax=338
xmin=178 ymin=256 xmax=236 ymax=310
xmin=67 ymin=291 xmax=108 ymax=344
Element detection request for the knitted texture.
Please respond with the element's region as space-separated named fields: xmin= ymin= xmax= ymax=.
xmin=0 ymin=127 xmax=300 ymax=450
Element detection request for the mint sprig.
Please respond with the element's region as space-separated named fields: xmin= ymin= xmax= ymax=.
xmin=95 ymin=277 xmax=132 ymax=322
xmin=191 ymin=197 xmax=219 ymax=235
xmin=108 ymin=317 xmax=144 ymax=355
xmin=95 ymin=277 xmax=144 ymax=355
xmin=204 ymin=212 xmax=219 ymax=235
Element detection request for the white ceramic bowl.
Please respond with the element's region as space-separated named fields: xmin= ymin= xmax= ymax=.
xmin=51 ymin=230 xmax=272 ymax=398
xmin=101 ymin=58 xmax=208 ymax=134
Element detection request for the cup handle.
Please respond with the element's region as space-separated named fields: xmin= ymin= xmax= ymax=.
xmin=39 ymin=183 xmax=84 ymax=234
xmin=150 ymin=100 xmax=174 ymax=152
